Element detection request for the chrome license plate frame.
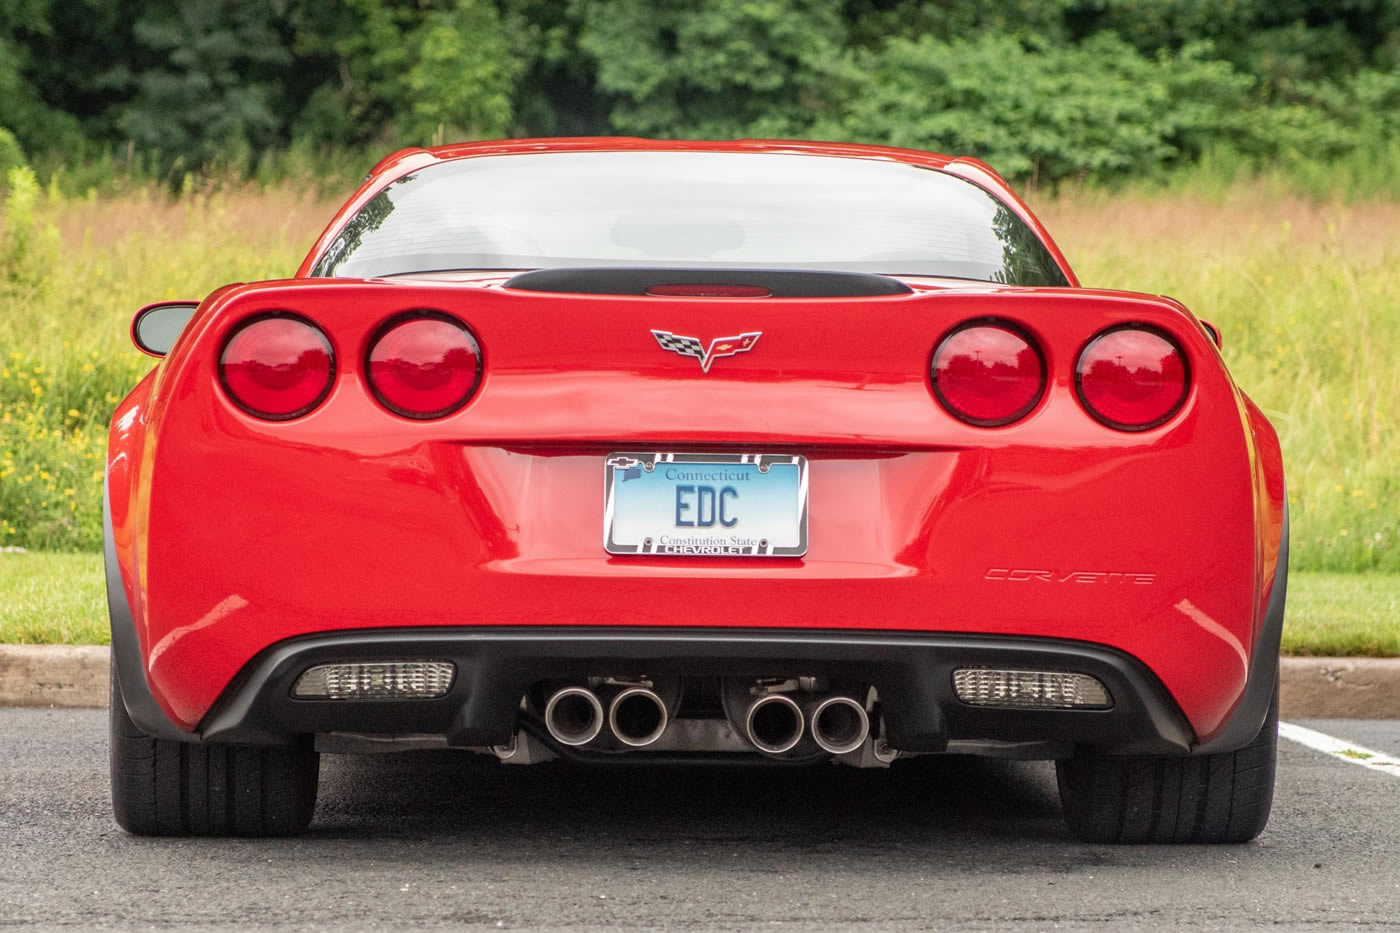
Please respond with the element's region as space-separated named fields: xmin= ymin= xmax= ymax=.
xmin=603 ymin=452 xmax=808 ymax=557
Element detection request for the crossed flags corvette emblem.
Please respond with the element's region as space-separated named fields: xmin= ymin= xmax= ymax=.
xmin=651 ymin=329 xmax=762 ymax=373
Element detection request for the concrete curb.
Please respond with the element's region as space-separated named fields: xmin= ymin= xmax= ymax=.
xmin=1279 ymin=657 xmax=1400 ymax=719
xmin=1 ymin=645 xmax=109 ymax=709
xmin=2 ymin=646 xmax=1398 ymax=720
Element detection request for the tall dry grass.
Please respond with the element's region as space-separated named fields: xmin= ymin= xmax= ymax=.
xmin=1 ymin=179 xmax=1396 ymax=569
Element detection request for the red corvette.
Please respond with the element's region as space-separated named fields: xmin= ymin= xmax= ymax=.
xmin=107 ymin=138 xmax=1286 ymax=842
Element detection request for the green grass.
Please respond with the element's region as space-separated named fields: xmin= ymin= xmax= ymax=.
xmin=0 ymin=551 xmax=106 ymax=644
xmin=1 ymin=551 xmax=1395 ymax=654
xmin=1279 ymin=572 xmax=1400 ymax=658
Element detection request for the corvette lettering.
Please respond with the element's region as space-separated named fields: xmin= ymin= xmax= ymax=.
xmin=651 ymin=329 xmax=762 ymax=372
xmin=985 ymin=568 xmax=1157 ymax=585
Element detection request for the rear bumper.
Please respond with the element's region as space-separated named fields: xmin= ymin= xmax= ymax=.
xmin=106 ymin=481 xmax=1287 ymax=759
xmin=130 ymin=626 xmax=1204 ymax=756
xmin=129 ymin=438 xmax=1268 ymax=736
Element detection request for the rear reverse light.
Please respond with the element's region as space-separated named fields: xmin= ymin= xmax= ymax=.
xmin=931 ymin=322 xmax=1045 ymax=426
xmin=1076 ymin=326 xmax=1189 ymax=431
xmin=292 ymin=661 xmax=456 ymax=700
xmin=953 ymin=669 xmax=1112 ymax=709
xmin=219 ymin=314 xmax=334 ymax=420
xmin=367 ymin=313 xmax=482 ymax=419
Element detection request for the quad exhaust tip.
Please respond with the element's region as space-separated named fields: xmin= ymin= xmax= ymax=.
xmin=609 ymin=687 xmax=670 ymax=747
xmin=545 ymin=680 xmax=869 ymax=756
xmin=745 ymin=693 xmax=805 ymax=755
xmin=544 ymin=686 xmax=605 ymax=746
xmin=809 ymin=696 xmax=870 ymax=755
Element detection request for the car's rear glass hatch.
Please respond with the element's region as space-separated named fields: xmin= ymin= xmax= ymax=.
xmin=312 ymin=151 xmax=1069 ymax=286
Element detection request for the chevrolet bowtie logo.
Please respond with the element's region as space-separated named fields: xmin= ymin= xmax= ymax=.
xmin=651 ymin=330 xmax=762 ymax=372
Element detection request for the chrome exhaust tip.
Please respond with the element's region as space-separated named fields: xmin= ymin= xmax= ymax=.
xmin=543 ymin=686 xmax=604 ymax=746
xmin=745 ymin=694 xmax=805 ymax=755
xmin=809 ymin=696 xmax=870 ymax=755
xmin=608 ymin=687 xmax=670 ymax=747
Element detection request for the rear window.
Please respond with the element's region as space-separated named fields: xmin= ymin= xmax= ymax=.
xmin=312 ymin=150 xmax=1069 ymax=286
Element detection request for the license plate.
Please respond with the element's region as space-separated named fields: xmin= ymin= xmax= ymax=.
xmin=604 ymin=453 xmax=808 ymax=557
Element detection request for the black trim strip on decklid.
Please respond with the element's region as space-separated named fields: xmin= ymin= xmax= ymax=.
xmin=502 ymin=267 xmax=912 ymax=298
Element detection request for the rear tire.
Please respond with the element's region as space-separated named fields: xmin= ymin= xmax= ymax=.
xmin=109 ymin=667 xmax=319 ymax=836
xmin=1056 ymin=683 xmax=1277 ymax=844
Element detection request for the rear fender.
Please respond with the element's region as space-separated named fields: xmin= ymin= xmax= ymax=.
xmin=1193 ymin=505 xmax=1285 ymax=754
xmin=105 ymin=479 xmax=202 ymax=742
xmin=1191 ymin=393 xmax=1287 ymax=754
xmin=106 ymin=362 xmax=204 ymax=741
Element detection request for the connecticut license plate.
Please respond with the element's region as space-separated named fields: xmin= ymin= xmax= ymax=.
xmin=604 ymin=452 xmax=808 ymax=557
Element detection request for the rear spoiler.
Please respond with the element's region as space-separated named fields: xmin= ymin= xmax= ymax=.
xmin=503 ymin=267 xmax=912 ymax=298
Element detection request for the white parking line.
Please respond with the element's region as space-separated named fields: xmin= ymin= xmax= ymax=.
xmin=1279 ymin=721 xmax=1400 ymax=777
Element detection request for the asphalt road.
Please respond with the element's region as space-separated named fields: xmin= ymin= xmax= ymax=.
xmin=2 ymin=710 xmax=1398 ymax=931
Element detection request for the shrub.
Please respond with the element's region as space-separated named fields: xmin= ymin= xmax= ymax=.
xmin=0 ymin=127 xmax=24 ymax=180
xmin=820 ymin=34 xmax=1260 ymax=184
xmin=0 ymin=350 xmax=114 ymax=550
xmin=1 ymin=165 xmax=60 ymax=288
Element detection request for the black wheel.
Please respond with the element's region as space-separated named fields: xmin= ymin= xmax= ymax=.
xmin=109 ymin=667 xmax=319 ymax=836
xmin=1056 ymin=683 xmax=1277 ymax=844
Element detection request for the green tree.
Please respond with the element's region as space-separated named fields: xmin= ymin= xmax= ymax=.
xmin=1070 ymin=0 xmax=1400 ymax=86
xmin=573 ymin=0 xmax=846 ymax=138
xmin=0 ymin=128 xmax=23 ymax=173
xmin=0 ymin=0 xmax=85 ymax=156
xmin=115 ymin=0 xmax=295 ymax=167
xmin=293 ymin=0 xmax=521 ymax=147
xmin=842 ymin=0 xmax=1075 ymax=48
xmin=0 ymin=0 xmax=1395 ymax=184
xmin=822 ymin=33 xmax=1259 ymax=184
xmin=501 ymin=0 xmax=610 ymax=137
xmin=405 ymin=0 xmax=522 ymax=141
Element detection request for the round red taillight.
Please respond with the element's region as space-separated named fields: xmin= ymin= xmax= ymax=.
xmin=219 ymin=315 xmax=334 ymax=420
xmin=1075 ymin=326 xmax=1189 ymax=431
xmin=367 ymin=314 xmax=482 ymax=419
xmin=931 ymin=322 xmax=1045 ymax=426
